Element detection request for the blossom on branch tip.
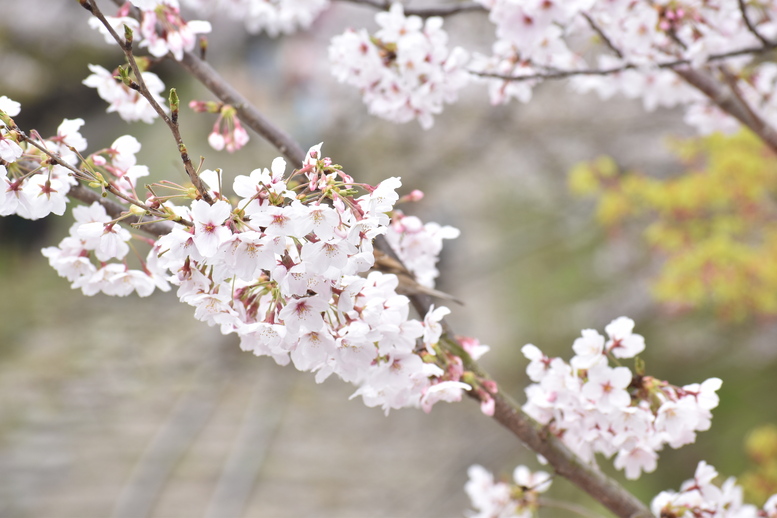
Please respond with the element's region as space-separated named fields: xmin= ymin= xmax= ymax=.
xmin=0 ymin=95 xmax=21 ymax=117
xmin=83 ymin=64 xmax=166 ymax=124
xmin=137 ymin=2 xmax=211 ymax=61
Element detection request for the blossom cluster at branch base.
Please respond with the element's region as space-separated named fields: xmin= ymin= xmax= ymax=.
xmin=328 ymin=3 xmax=469 ymax=129
xmin=2 ymin=88 xmax=482 ymax=414
xmin=651 ymin=461 xmax=777 ymax=518
xmin=147 ymin=144 xmax=476 ymax=414
xmin=522 ymin=317 xmax=722 ymax=480
xmin=464 ymin=464 xmax=551 ymax=518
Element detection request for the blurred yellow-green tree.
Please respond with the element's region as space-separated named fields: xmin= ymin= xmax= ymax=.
xmin=570 ymin=130 xmax=777 ymax=321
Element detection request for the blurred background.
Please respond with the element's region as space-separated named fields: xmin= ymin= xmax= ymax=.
xmin=2 ymin=1 xmax=777 ymax=517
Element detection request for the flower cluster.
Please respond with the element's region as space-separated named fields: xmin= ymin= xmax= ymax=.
xmin=43 ymin=201 xmax=170 ymax=297
xmin=83 ymin=64 xmax=166 ymax=124
xmin=89 ymin=0 xmax=211 ymax=61
xmin=460 ymin=0 xmax=777 ymax=136
xmin=0 ymin=102 xmax=81 ymax=220
xmin=136 ymin=144 xmax=472 ymax=414
xmin=328 ymin=3 xmax=470 ymax=129
xmin=385 ymin=210 xmax=460 ymax=289
xmin=181 ymin=0 xmax=329 ymax=37
xmin=651 ymin=461 xmax=777 ymax=518
xmin=522 ymin=317 xmax=722 ymax=479
xmin=35 ymin=132 xmax=169 ymax=297
xmin=464 ymin=464 xmax=551 ymax=518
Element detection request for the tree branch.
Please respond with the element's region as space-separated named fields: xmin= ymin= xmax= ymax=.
xmin=68 ymin=183 xmax=176 ymax=236
xmin=69 ymin=4 xmax=650 ymax=515
xmin=738 ymin=0 xmax=772 ymax=47
xmin=335 ymin=0 xmax=485 ymax=17
xmin=177 ymin=51 xmax=307 ymax=168
xmin=673 ymin=66 xmax=777 ymax=154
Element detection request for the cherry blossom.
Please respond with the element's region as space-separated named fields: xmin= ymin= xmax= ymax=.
xmin=191 ymin=199 xmax=233 ymax=256
xmin=650 ymin=461 xmax=777 ymax=518
xmin=137 ymin=1 xmax=212 ymax=61
xmin=465 ymin=464 xmax=551 ymax=518
xmin=329 ymin=4 xmax=470 ymax=129
xmin=522 ymin=317 xmax=722 ymax=479
xmin=83 ymin=64 xmax=167 ymax=124
xmin=182 ymin=0 xmax=329 ymax=37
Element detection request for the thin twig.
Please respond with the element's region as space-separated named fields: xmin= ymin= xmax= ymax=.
xmin=738 ymin=0 xmax=772 ymax=47
xmin=83 ymin=0 xmax=214 ymax=204
xmin=336 ymin=0 xmax=485 ymax=17
xmin=15 ymin=129 xmax=187 ymax=233
xmin=582 ymin=12 xmax=624 ymax=59
xmin=472 ymin=39 xmax=777 ymax=83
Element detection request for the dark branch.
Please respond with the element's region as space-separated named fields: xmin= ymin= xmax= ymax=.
xmin=738 ymin=0 xmax=773 ymax=47
xmin=673 ymin=67 xmax=777 ymax=154
xmin=335 ymin=0 xmax=485 ymax=17
xmin=583 ymin=12 xmax=624 ymax=60
xmin=471 ymin=39 xmax=777 ymax=83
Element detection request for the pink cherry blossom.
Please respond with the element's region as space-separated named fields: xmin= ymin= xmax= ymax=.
xmin=191 ymin=199 xmax=233 ymax=257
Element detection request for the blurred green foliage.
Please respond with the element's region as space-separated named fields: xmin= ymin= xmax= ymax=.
xmin=741 ymin=424 xmax=777 ymax=505
xmin=570 ymin=130 xmax=777 ymax=321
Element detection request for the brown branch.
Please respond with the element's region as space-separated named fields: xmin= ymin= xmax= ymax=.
xmin=473 ymin=39 xmax=777 ymax=83
xmin=674 ymin=66 xmax=777 ymax=154
xmin=177 ymin=51 xmax=307 ymax=168
xmin=83 ymin=0 xmax=214 ymax=204
xmin=335 ymin=0 xmax=485 ymax=17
